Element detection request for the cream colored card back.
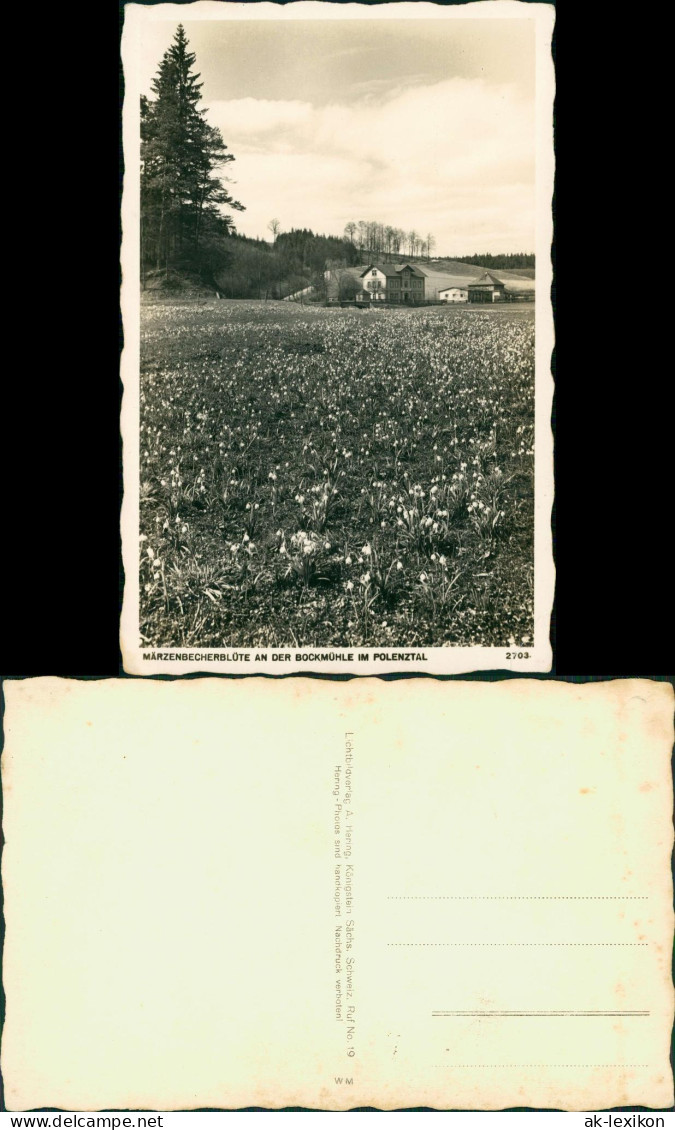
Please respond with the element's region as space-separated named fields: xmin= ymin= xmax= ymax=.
xmin=2 ymin=677 xmax=673 ymax=1110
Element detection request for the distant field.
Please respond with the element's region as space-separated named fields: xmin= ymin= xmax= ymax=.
xmin=426 ymin=260 xmax=536 ymax=281
xmin=138 ymin=300 xmax=535 ymax=649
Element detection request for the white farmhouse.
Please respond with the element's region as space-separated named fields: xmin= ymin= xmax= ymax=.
xmin=359 ymin=265 xmax=389 ymax=301
xmin=438 ymin=286 xmax=468 ymax=303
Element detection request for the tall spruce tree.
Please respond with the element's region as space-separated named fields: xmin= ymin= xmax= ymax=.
xmin=140 ymin=25 xmax=244 ymax=280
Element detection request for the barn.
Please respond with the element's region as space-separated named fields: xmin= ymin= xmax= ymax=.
xmin=467 ymin=270 xmax=506 ymax=303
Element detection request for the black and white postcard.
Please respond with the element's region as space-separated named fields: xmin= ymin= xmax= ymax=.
xmin=120 ymin=1 xmax=555 ymax=675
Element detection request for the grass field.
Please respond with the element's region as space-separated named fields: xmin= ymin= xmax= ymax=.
xmin=138 ymin=299 xmax=535 ymax=649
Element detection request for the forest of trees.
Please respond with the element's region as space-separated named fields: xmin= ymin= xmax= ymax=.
xmin=213 ymin=229 xmax=359 ymax=300
xmin=453 ymin=252 xmax=535 ymax=270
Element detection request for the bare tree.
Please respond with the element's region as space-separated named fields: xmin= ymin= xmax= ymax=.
xmin=376 ymin=222 xmax=386 ymax=256
xmin=340 ymin=219 xmax=430 ymax=262
xmin=267 ymin=218 xmax=281 ymax=244
xmin=384 ymin=226 xmax=395 ymax=259
xmin=339 ymin=273 xmax=362 ymax=301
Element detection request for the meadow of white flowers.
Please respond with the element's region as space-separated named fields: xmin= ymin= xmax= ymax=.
xmin=139 ymin=300 xmax=534 ymax=648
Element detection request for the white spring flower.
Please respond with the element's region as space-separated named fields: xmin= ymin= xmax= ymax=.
xmin=419 ymin=572 xmax=428 ymax=583
xmin=360 ymin=572 xmax=371 ymax=586
xmin=345 ymin=555 xmax=352 ymax=566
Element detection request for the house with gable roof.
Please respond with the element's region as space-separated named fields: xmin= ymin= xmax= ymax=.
xmin=359 ymin=263 xmax=395 ymax=301
xmin=393 ymin=263 xmax=426 ymax=302
xmin=467 ymin=270 xmax=506 ymax=303
xmin=359 ymin=262 xmax=427 ymax=303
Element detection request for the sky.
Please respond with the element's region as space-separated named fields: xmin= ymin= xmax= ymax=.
xmin=138 ymin=15 xmax=536 ymax=255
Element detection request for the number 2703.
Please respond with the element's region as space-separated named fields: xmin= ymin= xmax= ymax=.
xmin=506 ymin=651 xmax=531 ymax=659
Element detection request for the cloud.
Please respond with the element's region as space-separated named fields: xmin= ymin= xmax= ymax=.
xmin=208 ymin=78 xmax=535 ymax=253
xmin=213 ymin=98 xmax=313 ymax=139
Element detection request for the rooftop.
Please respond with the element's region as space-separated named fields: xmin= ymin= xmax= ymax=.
xmin=468 ymin=270 xmax=505 ymax=287
xmin=397 ymin=263 xmax=426 ymax=278
xmin=359 ymin=263 xmax=401 ymax=278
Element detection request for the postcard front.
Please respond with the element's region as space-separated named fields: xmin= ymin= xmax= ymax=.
xmin=120 ymin=1 xmax=555 ymax=674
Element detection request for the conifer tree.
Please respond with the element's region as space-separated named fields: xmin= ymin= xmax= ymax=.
xmin=140 ymin=25 xmax=244 ymax=278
